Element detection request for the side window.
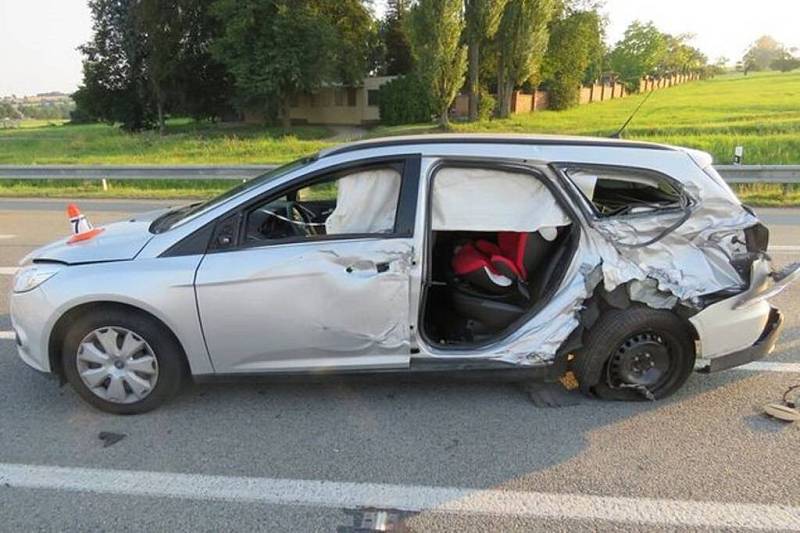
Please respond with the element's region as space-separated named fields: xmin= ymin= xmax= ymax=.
xmin=242 ymin=165 xmax=403 ymax=244
xmin=562 ymin=165 xmax=686 ymax=217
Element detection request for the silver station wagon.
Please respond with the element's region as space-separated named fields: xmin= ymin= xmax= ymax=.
xmin=11 ymin=135 xmax=799 ymax=413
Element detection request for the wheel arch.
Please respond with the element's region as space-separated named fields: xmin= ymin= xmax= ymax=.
xmin=48 ymin=301 xmax=191 ymax=383
xmin=575 ymin=282 xmax=700 ymax=355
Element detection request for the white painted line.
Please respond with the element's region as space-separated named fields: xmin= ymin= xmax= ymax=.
xmin=0 ymin=234 xmax=16 ymax=240
xmin=769 ymin=245 xmax=800 ymax=251
xmin=0 ymin=267 xmax=18 ymax=275
xmin=0 ymin=331 xmax=14 ymax=340
xmin=0 ymin=463 xmax=798 ymax=530
xmin=738 ymin=361 xmax=800 ymax=373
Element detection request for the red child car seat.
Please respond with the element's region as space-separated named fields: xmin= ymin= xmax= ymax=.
xmin=451 ymin=232 xmax=539 ymax=294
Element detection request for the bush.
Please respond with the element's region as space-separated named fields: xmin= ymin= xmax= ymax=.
xmin=377 ymin=74 xmax=434 ymax=125
xmin=771 ymin=57 xmax=800 ymax=73
xmin=477 ymin=90 xmax=496 ymax=121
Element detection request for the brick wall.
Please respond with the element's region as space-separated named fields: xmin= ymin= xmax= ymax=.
xmin=453 ymin=72 xmax=705 ymax=119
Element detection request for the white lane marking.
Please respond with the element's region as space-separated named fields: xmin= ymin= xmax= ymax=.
xmin=0 ymin=463 xmax=798 ymax=530
xmin=0 ymin=267 xmax=18 ymax=275
xmin=0 ymin=331 xmax=14 ymax=340
xmin=738 ymin=361 xmax=800 ymax=373
xmin=0 ymin=234 xmax=15 ymax=240
xmin=768 ymin=245 xmax=800 ymax=255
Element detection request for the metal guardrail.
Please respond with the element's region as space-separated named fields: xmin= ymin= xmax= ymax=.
xmin=713 ymin=165 xmax=800 ymax=185
xmin=0 ymin=164 xmax=798 ymax=184
xmin=0 ymin=165 xmax=277 ymax=180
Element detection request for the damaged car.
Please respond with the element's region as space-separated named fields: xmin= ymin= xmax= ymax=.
xmin=10 ymin=134 xmax=800 ymax=413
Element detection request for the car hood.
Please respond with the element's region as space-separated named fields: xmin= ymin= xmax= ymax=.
xmin=22 ymin=209 xmax=166 ymax=266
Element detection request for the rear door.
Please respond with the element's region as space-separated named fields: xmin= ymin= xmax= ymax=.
xmin=195 ymin=156 xmax=421 ymax=374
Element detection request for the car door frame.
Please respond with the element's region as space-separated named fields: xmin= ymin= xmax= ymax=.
xmin=411 ymin=156 xmax=585 ymax=360
xmin=190 ymin=154 xmax=423 ymax=374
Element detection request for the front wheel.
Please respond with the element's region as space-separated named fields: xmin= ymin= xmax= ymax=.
xmin=572 ymin=307 xmax=695 ymax=401
xmin=62 ymin=308 xmax=185 ymax=414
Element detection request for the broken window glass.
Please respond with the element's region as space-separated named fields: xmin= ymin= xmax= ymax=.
xmin=563 ymin=165 xmax=686 ymax=218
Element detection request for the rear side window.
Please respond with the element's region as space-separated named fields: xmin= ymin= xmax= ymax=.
xmin=562 ymin=165 xmax=687 ymax=218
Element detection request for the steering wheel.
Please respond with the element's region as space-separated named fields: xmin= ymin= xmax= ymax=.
xmin=257 ymin=202 xmax=321 ymax=239
xmin=291 ymin=202 xmax=321 ymax=236
xmin=257 ymin=205 xmax=300 ymax=239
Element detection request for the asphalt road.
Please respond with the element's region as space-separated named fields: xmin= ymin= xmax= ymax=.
xmin=1 ymin=199 xmax=799 ymax=532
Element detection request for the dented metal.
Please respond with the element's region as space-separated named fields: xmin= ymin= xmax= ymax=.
xmin=417 ymin=150 xmax=779 ymax=367
xmin=11 ymin=135 xmax=798 ymax=383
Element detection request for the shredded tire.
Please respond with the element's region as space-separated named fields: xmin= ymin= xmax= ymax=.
xmin=572 ymin=306 xmax=695 ymax=401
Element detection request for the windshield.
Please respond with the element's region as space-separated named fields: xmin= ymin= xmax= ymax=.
xmin=149 ymin=156 xmax=317 ymax=233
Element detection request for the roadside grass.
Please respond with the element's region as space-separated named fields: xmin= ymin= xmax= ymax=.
xmin=375 ymin=71 xmax=800 ymax=165
xmin=0 ymin=179 xmax=795 ymax=207
xmin=0 ymin=179 xmax=233 ymax=199
xmin=2 ymin=72 xmax=799 ymax=205
xmin=0 ymin=118 xmax=332 ymax=165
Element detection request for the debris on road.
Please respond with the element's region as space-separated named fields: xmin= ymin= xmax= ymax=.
xmin=763 ymin=382 xmax=800 ymax=423
xmin=98 ymin=432 xmax=126 ymax=448
xmin=524 ymin=382 xmax=582 ymax=408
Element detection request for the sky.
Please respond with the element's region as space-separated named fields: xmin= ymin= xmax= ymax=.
xmin=1 ymin=0 xmax=799 ymax=97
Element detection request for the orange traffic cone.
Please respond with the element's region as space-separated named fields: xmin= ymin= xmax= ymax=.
xmin=67 ymin=203 xmax=104 ymax=244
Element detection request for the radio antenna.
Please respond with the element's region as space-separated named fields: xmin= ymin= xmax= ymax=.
xmin=610 ymin=89 xmax=654 ymax=139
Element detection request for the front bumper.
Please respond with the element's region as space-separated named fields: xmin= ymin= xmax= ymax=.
xmin=698 ymin=307 xmax=783 ymax=373
xmin=10 ymin=285 xmax=55 ymax=374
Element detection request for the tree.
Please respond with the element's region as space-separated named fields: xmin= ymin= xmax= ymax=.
xmin=464 ymin=0 xmax=508 ymax=121
xmin=135 ymin=0 xmax=184 ymax=135
xmin=74 ymin=0 xmax=233 ymax=132
xmin=0 ymin=102 xmax=22 ymax=120
xmin=75 ymin=0 xmax=153 ymax=131
xmin=495 ymin=0 xmax=557 ymax=118
xmin=211 ymin=0 xmax=374 ymax=128
xmin=541 ymin=7 xmax=603 ymax=110
xmin=407 ymin=0 xmax=467 ymax=127
xmin=607 ymin=21 xmax=667 ymax=91
xmin=135 ymin=0 xmax=233 ymax=134
xmin=381 ymin=0 xmax=414 ymax=75
xmin=742 ymin=36 xmax=786 ymax=72
xmin=771 ymin=55 xmax=800 ymax=72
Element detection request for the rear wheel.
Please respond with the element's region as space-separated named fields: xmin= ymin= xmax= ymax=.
xmin=62 ymin=308 xmax=185 ymax=414
xmin=572 ymin=307 xmax=695 ymax=400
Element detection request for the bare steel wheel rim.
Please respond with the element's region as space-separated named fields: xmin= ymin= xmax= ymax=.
xmin=76 ymin=326 xmax=159 ymax=404
xmin=609 ymin=332 xmax=672 ymax=389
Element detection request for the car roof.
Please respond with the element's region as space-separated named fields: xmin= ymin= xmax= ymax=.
xmin=319 ymin=133 xmax=677 ymax=159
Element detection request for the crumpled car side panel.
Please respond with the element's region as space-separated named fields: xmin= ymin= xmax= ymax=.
xmin=492 ymin=174 xmax=760 ymax=366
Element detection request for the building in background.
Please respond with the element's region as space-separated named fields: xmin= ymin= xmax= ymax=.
xmin=244 ymin=76 xmax=396 ymax=126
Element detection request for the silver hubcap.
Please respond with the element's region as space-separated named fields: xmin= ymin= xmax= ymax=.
xmin=76 ymin=327 xmax=159 ymax=404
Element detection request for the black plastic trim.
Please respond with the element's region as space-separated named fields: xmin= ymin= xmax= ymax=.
xmin=160 ymin=223 xmax=214 ymax=258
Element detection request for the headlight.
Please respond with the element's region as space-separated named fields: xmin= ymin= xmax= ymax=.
xmin=13 ymin=265 xmax=61 ymax=293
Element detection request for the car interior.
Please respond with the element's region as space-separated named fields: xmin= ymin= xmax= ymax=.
xmin=421 ymin=166 xmax=578 ymax=348
xmin=422 ymin=226 xmax=578 ymax=346
xmin=243 ymin=165 xmax=403 ymax=242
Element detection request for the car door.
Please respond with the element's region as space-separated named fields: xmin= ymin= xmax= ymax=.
xmin=195 ymin=156 xmax=420 ymax=374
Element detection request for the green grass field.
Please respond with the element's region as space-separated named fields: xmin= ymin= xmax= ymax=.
xmin=379 ymin=71 xmax=800 ymax=166
xmin=0 ymin=71 xmax=798 ymax=204
xmin=0 ymin=119 xmax=332 ymax=165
